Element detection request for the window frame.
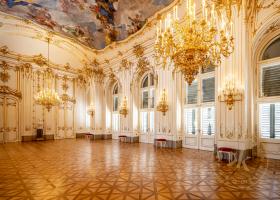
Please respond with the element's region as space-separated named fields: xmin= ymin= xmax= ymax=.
xmin=184 ymin=70 xmax=216 ymax=135
xmin=257 ymin=43 xmax=280 ymax=141
xmin=112 ymin=83 xmax=120 ymax=132
xmin=140 ymin=73 xmax=155 ymax=134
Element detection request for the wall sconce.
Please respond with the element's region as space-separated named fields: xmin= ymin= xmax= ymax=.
xmin=87 ymin=104 xmax=95 ymax=117
xmin=119 ymin=96 xmax=128 ymax=117
xmin=157 ymin=89 xmax=168 ymax=116
xmin=219 ymin=77 xmax=243 ymax=110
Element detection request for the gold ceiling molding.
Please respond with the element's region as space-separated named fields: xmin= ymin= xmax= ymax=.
xmin=0 ymin=12 xmax=95 ymax=59
xmin=0 ymin=45 xmax=79 ymax=74
xmin=0 ymin=85 xmax=22 ymax=99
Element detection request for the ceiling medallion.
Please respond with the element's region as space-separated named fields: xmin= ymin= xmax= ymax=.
xmin=155 ymin=0 xmax=234 ymax=85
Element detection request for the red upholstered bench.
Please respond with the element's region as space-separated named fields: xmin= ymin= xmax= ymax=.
xmin=155 ymin=138 xmax=167 ymax=148
xmin=218 ymin=147 xmax=237 ymax=163
xmin=119 ymin=135 xmax=127 ymax=142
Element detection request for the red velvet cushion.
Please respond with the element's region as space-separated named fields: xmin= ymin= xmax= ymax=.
xmin=156 ymin=138 xmax=167 ymax=141
xmin=218 ymin=147 xmax=235 ymax=152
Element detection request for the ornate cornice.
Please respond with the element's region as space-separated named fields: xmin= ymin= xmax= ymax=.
xmin=0 ymin=45 xmax=79 ymax=74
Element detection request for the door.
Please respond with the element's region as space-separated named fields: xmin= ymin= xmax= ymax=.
xmin=183 ymin=106 xmax=215 ymax=151
xmin=0 ymin=96 xmax=19 ymax=143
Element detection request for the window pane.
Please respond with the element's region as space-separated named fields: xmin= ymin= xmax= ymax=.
xmin=262 ymin=65 xmax=280 ymax=97
xmin=150 ymin=89 xmax=154 ymax=108
xmin=142 ymin=91 xmax=149 ymax=108
xmin=112 ymin=113 xmax=119 ymax=132
xmin=113 ymin=96 xmax=118 ymax=111
xmin=202 ymin=65 xmax=215 ymax=73
xmin=141 ymin=112 xmax=148 ymax=133
xmin=142 ymin=76 xmax=148 ymax=88
xmin=150 ymin=74 xmax=154 ymax=86
xmin=201 ymin=107 xmax=215 ymax=135
xmin=260 ymin=103 xmax=280 ymax=139
xmin=260 ymin=104 xmax=270 ymax=138
xmin=202 ymin=77 xmax=215 ymax=102
xmin=113 ymin=84 xmax=118 ymax=94
xmin=184 ymin=108 xmax=196 ymax=134
xmin=150 ymin=111 xmax=154 ymax=133
xmin=187 ymin=81 xmax=198 ymax=104
xmin=262 ymin=37 xmax=280 ymax=60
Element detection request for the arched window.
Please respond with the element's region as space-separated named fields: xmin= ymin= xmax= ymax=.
xmin=140 ymin=73 xmax=155 ymax=133
xmin=112 ymin=83 xmax=120 ymax=132
xmin=258 ymin=36 xmax=280 ymax=139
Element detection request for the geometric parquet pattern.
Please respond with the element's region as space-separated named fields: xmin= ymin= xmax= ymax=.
xmin=0 ymin=139 xmax=280 ymax=200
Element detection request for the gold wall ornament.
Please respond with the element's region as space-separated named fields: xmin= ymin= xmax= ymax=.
xmin=61 ymin=93 xmax=76 ymax=104
xmin=33 ymin=54 xmax=47 ymax=66
xmin=0 ymin=45 xmax=9 ymax=55
xmin=154 ymin=0 xmax=234 ymax=85
xmin=156 ymin=89 xmax=168 ymax=116
xmin=212 ymin=0 xmax=242 ymax=20
xmin=119 ymin=96 xmax=128 ymax=117
xmin=0 ymin=61 xmax=10 ymax=83
xmin=0 ymin=85 xmax=22 ymax=99
xmin=0 ymin=71 xmax=10 ymax=83
xmin=218 ymin=77 xmax=243 ymax=110
xmin=133 ymin=44 xmax=145 ymax=58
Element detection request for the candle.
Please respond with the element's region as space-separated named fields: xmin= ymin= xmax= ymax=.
xmin=202 ymin=0 xmax=205 ymax=18
xmin=193 ymin=3 xmax=196 ymax=20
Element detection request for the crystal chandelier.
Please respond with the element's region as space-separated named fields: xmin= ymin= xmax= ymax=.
xmin=154 ymin=0 xmax=234 ymax=85
xmin=34 ymin=38 xmax=61 ymax=111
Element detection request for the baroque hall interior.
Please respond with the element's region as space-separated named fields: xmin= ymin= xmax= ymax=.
xmin=0 ymin=0 xmax=280 ymax=199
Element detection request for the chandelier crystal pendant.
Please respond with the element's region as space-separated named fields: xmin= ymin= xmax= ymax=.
xmin=34 ymin=38 xmax=61 ymax=112
xmin=154 ymin=0 xmax=234 ymax=85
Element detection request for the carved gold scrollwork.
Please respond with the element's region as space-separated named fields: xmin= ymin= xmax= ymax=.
xmin=33 ymin=54 xmax=47 ymax=66
xmin=0 ymin=46 xmax=8 ymax=55
xmin=0 ymin=85 xmax=22 ymax=99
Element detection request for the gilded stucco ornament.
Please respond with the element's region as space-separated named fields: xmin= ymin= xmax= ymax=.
xmin=0 ymin=46 xmax=8 ymax=55
xmin=133 ymin=44 xmax=150 ymax=74
xmin=0 ymin=85 xmax=22 ymax=99
xmin=0 ymin=61 xmax=10 ymax=83
xmin=33 ymin=54 xmax=47 ymax=66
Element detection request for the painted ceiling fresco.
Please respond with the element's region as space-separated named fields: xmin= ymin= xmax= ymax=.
xmin=0 ymin=0 xmax=174 ymax=49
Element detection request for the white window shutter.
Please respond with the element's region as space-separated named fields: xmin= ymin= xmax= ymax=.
xmin=259 ymin=104 xmax=271 ymax=138
xmin=202 ymin=77 xmax=215 ymax=103
xmin=262 ymin=65 xmax=280 ymax=97
xmin=187 ymin=81 xmax=198 ymax=104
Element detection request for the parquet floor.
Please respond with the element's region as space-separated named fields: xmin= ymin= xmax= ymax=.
xmin=0 ymin=139 xmax=280 ymax=200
